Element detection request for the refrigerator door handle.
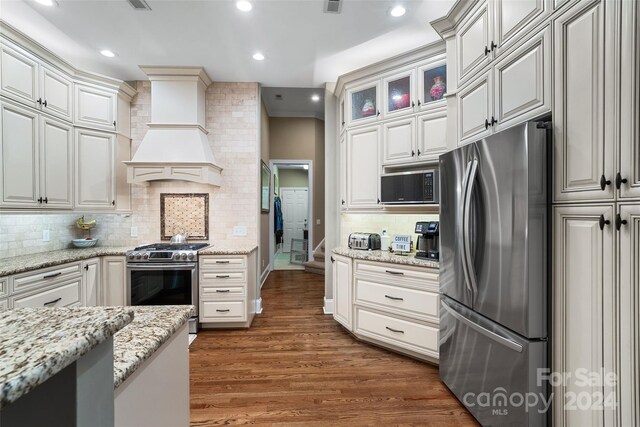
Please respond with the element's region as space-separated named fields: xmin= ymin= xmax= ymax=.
xmin=462 ymin=158 xmax=479 ymax=300
xmin=459 ymin=161 xmax=474 ymax=295
xmin=441 ymin=298 xmax=524 ymax=353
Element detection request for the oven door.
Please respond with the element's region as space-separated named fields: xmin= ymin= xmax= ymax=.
xmin=126 ymin=263 xmax=198 ymax=315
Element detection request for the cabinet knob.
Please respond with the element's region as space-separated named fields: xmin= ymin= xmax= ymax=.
xmin=491 ymin=116 xmax=498 ymax=126
xmin=411 ymin=150 xmax=415 ymax=157
xmin=417 ymin=149 xmax=421 ymax=156
xmin=37 ymin=197 xmax=43 ymax=204
xmin=84 ymin=265 xmax=89 ymax=271
xmin=113 ymin=121 xmax=117 ymax=127
xmin=341 ymin=121 xmax=345 ymax=126
xmin=378 ymin=198 xmax=381 ymax=204
xmin=37 ymin=98 xmax=42 ymax=106
xmin=484 ymin=46 xmax=491 ymax=56
xmin=616 ymin=214 xmax=628 ymax=231
xmin=599 ymin=214 xmax=610 ymax=231
xmin=43 ymin=100 xmax=47 ymax=107
xmin=485 ymin=119 xmax=490 ymax=130
xmin=615 ymin=172 xmax=628 ymax=189
xmin=112 ymin=200 xmax=115 ymax=206
xmin=341 ymin=199 xmax=345 ymax=205
xmin=376 ymin=110 xmax=380 ymax=117
xmin=331 ymin=256 xmax=335 ymax=263
xmin=490 ymin=41 xmax=497 ymax=51
xmin=411 ymin=101 xmax=415 ymax=108
xmin=600 ymin=175 xmax=612 ymax=191
xmin=417 ymin=100 xmax=421 ymax=106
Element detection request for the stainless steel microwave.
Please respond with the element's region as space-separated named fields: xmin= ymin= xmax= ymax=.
xmin=380 ymin=170 xmax=439 ymax=204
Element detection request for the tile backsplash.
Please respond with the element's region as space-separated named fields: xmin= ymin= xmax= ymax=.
xmin=340 ymin=213 xmax=439 ymax=249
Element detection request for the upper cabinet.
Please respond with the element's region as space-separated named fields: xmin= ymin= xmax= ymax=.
xmin=346 ymin=125 xmax=381 ymax=210
xmin=0 ymin=41 xmax=39 ymax=107
xmin=75 ymin=128 xmax=115 ymax=210
xmin=493 ymin=0 xmax=552 ymax=56
xmin=346 ymin=80 xmax=380 ymax=126
xmin=417 ymin=60 xmax=447 ymax=111
xmin=383 ymin=69 xmax=415 ymax=118
xmin=40 ymin=65 xmax=73 ymax=122
xmin=74 ymin=84 xmax=117 ymax=131
xmin=457 ymin=2 xmax=492 ymax=85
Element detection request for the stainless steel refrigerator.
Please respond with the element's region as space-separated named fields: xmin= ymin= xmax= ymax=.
xmin=439 ymin=120 xmax=550 ymax=426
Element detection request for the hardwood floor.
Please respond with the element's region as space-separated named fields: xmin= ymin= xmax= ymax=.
xmin=189 ymin=270 xmax=478 ymax=426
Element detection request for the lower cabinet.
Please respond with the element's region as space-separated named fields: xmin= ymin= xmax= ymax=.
xmin=102 ymin=256 xmax=127 ymax=306
xmin=330 ymin=253 xmax=440 ymax=363
xmin=199 ymin=252 xmax=257 ymax=328
xmin=12 ymin=278 xmax=82 ymax=308
xmin=82 ymin=258 xmax=100 ymax=306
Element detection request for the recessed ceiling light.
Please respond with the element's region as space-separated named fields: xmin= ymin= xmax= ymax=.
xmin=252 ymin=52 xmax=265 ymax=61
xmin=390 ymin=6 xmax=406 ymax=17
xmin=236 ymin=1 xmax=252 ymax=12
xmin=311 ymin=94 xmax=320 ymax=102
xmin=100 ymin=50 xmax=117 ymax=58
xmin=34 ymin=0 xmax=55 ymax=6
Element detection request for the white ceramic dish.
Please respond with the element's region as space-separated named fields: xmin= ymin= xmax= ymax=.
xmin=72 ymin=238 xmax=98 ymax=248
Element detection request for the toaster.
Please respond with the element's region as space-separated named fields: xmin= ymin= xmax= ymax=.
xmin=348 ymin=233 xmax=382 ymax=250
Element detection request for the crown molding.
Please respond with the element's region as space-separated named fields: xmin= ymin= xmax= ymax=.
xmin=430 ymin=0 xmax=478 ymax=40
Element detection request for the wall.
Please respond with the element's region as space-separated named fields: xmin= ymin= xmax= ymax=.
xmin=278 ymin=169 xmax=309 ymax=188
xmin=259 ymin=99 xmax=270 ymax=279
xmin=0 ymin=80 xmax=260 ymax=260
xmin=340 ymin=213 xmax=439 ymax=249
xmin=269 ymin=117 xmax=325 ymax=248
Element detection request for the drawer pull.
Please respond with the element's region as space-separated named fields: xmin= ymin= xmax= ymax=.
xmin=215 ymin=261 xmax=230 ymax=264
xmin=384 ymin=294 xmax=404 ymax=301
xmin=43 ymin=297 xmax=62 ymax=306
xmin=43 ymin=272 xmax=62 ymax=279
xmin=216 ymin=275 xmax=230 ymax=279
xmin=216 ymin=309 xmax=230 ymax=313
xmin=385 ymin=270 xmax=404 ymax=276
xmin=385 ymin=326 xmax=404 ymax=334
xmin=215 ymin=289 xmax=230 ymax=293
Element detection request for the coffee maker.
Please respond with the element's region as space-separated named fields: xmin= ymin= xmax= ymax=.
xmin=415 ymin=221 xmax=439 ymax=260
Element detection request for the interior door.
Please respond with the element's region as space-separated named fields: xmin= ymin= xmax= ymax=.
xmin=280 ymin=188 xmax=308 ymax=253
xmin=469 ymin=122 xmax=548 ymax=338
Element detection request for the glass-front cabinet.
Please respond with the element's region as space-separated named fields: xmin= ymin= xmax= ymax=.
xmin=383 ymin=69 xmax=416 ymax=117
xmin=346 ymin=80 xmax=380 ymax=126
xmin=417 ymin=61 xmax=447 ymax=111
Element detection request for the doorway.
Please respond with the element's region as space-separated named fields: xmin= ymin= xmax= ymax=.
xmin=270 ymin=160 xmax=313 ymax=271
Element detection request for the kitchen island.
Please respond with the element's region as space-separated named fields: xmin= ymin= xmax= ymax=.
xmin=0 ymin=305 xmax=194 ymax=427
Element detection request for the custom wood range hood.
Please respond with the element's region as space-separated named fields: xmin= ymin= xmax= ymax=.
xmin=124 ymin=66 xmax=223 ymax=186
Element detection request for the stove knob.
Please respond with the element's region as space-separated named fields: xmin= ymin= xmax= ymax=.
xmin=135 ymin=253 xmax=142 ymax=260
xmin=180 ymin=253 xmax=188 ymax=260
xmin=142 ymin=253 xmax=149 ymax=260
xmin=128 ymin=253 xmax=135 ymax=260
xmin=172 ymin=253 xmax=179 ymax=260
xmin=187 ymin=253 xmax=195 ymax=260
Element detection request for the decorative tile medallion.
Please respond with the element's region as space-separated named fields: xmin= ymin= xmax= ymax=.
xmin=160 ymin=193 xmax=209 ymax=240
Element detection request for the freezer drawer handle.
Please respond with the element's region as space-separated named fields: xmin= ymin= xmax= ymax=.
xmin=216 ymin=309 xmax=230 ymax=313
xmin=216 ymin=275 xmax=230 ymax=279
xmin=441 ymin=299 xmax=523 ymax=353
xmin=385 ymin=270 xmax=404 ymax=276
xmin=385 ymin=326 xmax=404 ymax=334
xmin=384 ymin=295 xmax=404 ymax=301
xmin=43 ymin=297 xmax=62 ymax=306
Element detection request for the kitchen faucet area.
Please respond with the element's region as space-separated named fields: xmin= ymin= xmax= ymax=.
xmin=1 ymin=0 xmax=639 ymax=426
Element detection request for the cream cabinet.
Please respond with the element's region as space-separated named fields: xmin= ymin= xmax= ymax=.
xmin=199 ymin=252 xmax=257 ymax=328
xmin=457 ymin=1 xmax=492 ymax=85
xmin=458 ymin=25 xmax=551 ymax=145
xmin=102 ymin=256 xmax=127 ymax=306
xmin=12 ymin=278 xmax=82 ymax=308
xmin=345 ymin=125 xmax=381 ymax=210
xmin=493 ymin=0 xmax=552 ymax=56
xmin=553 ymin=0 xmax=616 ymax=202
xmin=382 ymin=117 xmax=415 ymax=165
xmin=619 ymin=0 xmax=640 ymax=200
xmin=0 ymin=102 xmax=72 ymax=209
xmin=331 ymin=253 xmax=352 ymax=330
xmin=339 ymin=134 xmax=347 ymax=211
xmin=382 ymin=68 xmax=416 ymax=118
xmin=619 ymin=204 xmax=640 ymax=426
xmin=74 ymin=84 xmax=117 ymax=131
xmin=417 ymin=109 xmax=448 ymax=162
xmin=75 ymin=128 xmax=115 ymax=209
xmin=0 ymin=277 xmax=7 ymax=299
xmin=552 ymin=204 xmax=616 ymax=427
xmin=346 ymin=80 xmax=380 ymax=127
xmin=0 ymin=41 xmax=39 ymax=107
xmin=40 ymin=64 xmax=73 ymax=122
xmin=82 ymin=258 xmax=100 ymax=307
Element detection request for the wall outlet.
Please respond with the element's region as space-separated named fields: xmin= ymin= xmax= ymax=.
xmin=316 ymin=219 xmax=321 ymax=225
xmin=42 ymin=230 xmax=50 ymax=242
xmin=233 ymin=226 xmax=247 ymax=236
xmin=130 ymin=227 xmax=138 ymax=237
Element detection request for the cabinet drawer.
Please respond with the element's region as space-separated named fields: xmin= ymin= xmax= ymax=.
xmin=355 ymin=278 xmax=439 ymax=323
xmin=354 ymin=260 xmax=438 ymax=287
xmin=200 ymin=270 xmax=247 ymax=285
xmin=12 ymin=262 xmax=82 ymax=294
xmin=355 ymin=307 xmax=439 ymax=357
xmin=12 ymin=279 xmax=82 ymax=308
xmin=0 ymin=277 xmax=8 ymax=298
xmin=0 ymin=299 xmax=8 ymax=311
xmin=199 ymin=256 xmax=246 ymax=271
xmin=201 ymin=285 xmax=246 ymax=298
xmin=200 ymin=300 xmax=246 ymax=322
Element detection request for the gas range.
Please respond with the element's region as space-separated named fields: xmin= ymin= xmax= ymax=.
xmin=126 ymin=243 xmax=210 ymax=263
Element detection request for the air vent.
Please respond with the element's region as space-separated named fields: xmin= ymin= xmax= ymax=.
xmin=127 ymin=0 xmax=151 ymax=10
xmin=324 ymin=0 xmax=342 ymax=14
xmin=275 ymin=94 xmax=283 ymax=100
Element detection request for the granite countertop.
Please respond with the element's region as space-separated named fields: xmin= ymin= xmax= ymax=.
xmin=112 ymin=305 xmax=195 ymax=388
xmin=0 ymin=306 xmax=134 ymax=409
xmin=198 ymin=245 xmax=258 ymax=255
xmin=332 ymin=247 xmax=440 ymax=269
xmin=0 ymin=246 xmax=131 ymax=277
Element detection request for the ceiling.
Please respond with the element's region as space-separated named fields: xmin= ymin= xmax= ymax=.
xmin=0 ymin=0 xmax=454 ymax=88
xmin=262 ymin=87 xmax=324 ymax=119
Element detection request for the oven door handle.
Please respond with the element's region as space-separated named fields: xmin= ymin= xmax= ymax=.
xmin=127 ymin=263 xmax=197 ymax=269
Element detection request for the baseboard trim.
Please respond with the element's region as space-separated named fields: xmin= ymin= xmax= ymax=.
xmin=260 ymin=268 xmax=270 ymax=289
xmin=255 ymin=298 xmax=263 ymax=314
xmin=323 ymin=298 xmax=334 ymax=315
